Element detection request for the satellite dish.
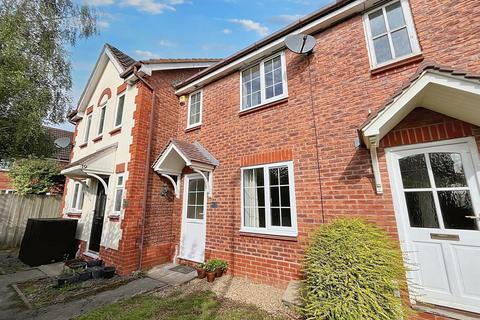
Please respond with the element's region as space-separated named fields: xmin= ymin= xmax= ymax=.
xmin=285 ymin=34 xmax=316 ymax=54
xmin=54 ymin=137 xmax=71 ymax=148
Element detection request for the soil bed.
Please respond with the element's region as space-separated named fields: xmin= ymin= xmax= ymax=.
xmin=16 ymin=273 xmax=142 ymax=308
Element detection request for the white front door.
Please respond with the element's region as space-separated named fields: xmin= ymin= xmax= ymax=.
xmin=387 ymin=138 xmax=480 ymax=313
xmin=179 ymin=174 xmax=207 ymax=263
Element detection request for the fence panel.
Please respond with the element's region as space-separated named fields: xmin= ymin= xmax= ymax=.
xmin=0 ymin=194 xmax=61 ymax=248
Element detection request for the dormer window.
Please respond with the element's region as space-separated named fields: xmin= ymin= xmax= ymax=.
xmin=363 ymin=0 xmax=421 ymax=69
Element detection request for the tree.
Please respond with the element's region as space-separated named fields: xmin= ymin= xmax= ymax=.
xmin=8 ymin=158 xmax=63 ymax=195
xmin=0 ymin=0 xmax=97 ymax=159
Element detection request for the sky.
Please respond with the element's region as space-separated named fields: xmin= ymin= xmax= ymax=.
xmin=55 ymin=0 xmax=332 ymax=131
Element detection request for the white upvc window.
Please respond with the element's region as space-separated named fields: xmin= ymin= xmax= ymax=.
xmin=113 ymin=174 xmax=124 ymax=214
xmin=71 ymin=182 xmax=84 ymax=212
xmin=114 ymin=93 xmax=125 ymax=128
xmin=187 ymin=90 xmax=202 ymax=128
xmin=240 ymin=52 xmax=288 ymax=111
xmin=83 ymin=114 xmax=92 ymax=143
xmin=0 ymin=159 xmax=12 ymax=171
xmin=97 ymin=102 xmax=107 ymax=136
xmin=363 ymin=0 xmax=421 ymax=69
xmin=241 ymin=161 xmax=297 ymax=237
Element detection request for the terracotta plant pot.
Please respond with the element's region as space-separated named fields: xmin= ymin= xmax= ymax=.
xmin=197 ymin=268 xmax=206 ymax=279
xmin=215 ymin=268 xmax=223 ymax=278
xmin=206 ymin=271 xmax=216 ymax=283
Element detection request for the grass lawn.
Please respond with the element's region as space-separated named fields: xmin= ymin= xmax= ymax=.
xmin=76 ymin=290 xmax=287 ymax=320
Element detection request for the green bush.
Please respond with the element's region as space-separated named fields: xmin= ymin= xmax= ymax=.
xmin=301 ymin=218 xmax=410 ymax=320
xmin=8 ymin=158 xmax=63 ymax=195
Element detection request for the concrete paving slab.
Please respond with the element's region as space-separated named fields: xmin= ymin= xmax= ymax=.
xmin=147 ymin=263 xmax=197 ymax=286
xmin=36 ymin=262 xmax=64 ymax=277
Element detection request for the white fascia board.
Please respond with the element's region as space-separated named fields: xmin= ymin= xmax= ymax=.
xmin=140 ymin=62 xmax=217 ymax=76
xmin=175 ymin=0 xmax=366 ymax=95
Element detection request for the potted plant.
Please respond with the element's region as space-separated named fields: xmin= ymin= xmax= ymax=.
xmin=86 ymin=259 xmax=103 ymax=267
xmin=218 ymin=259 xmax=228 ymax=276
xmin=196 ymin=262 xmax=206 ymax=279
xmin=89 ymin=266 xmax=104 ymax=279
xmin=205 ymin=261 xmax=216 ymax=283
xmin=103 ymin=266 xmax=116 ymax=279
xmin=57 ymin=268 xmax=79 ymax=287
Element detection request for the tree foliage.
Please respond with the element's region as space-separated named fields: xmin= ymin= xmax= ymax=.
xmin=301 ymin=218 xmax=411 ymax=320
xmin=8 ymin=158 xmax=63 ymax=195
xmin=0 ymin=0 xmax=97 ymax=159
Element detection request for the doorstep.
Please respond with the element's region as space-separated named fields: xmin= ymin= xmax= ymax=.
xmin=413 ymin=303 xmax=480 ymax=320
xmin=146 ymin=263 xmax=197 ymax=286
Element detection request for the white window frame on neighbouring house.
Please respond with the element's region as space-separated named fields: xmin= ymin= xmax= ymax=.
xmin=113 ymin=174 xmax=124 ymax=214
xmin=83 ymin=114 xmax=92 ymax=143
xmin=187 ymin=90 xmax=202 ymax=128
xmin=71 ymin=182 xmax=84 ymax=212
xmin=0 ymin=189 xmax=15 ymax=194
xmin=114 ymin=93 xmax=125 ymax=128
xmin=0 ymin=159 xmax=12 ymax=171
xmin=240 ymin=161 xmax=297 ymax=237
xmin=239 ymin=51 xmax=288 ymax=112
xmin=97 ymin=102 xmax=107 ymax=136
xmin=363 ymin=0 xmax=421 ymax=69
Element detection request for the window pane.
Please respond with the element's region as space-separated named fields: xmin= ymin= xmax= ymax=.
xmin=187 ymin=206 xmax=195 ymax=219
xmin=273 ymin=69 xmax=282 ymax=84
xmin=252 ymin=92 xmax=261 ymax=106
xmin=255 ymin=168 xmax=264 ymax=186
xmin=274 ymin=83 xmax=283 ymax=96
xmin=271 ymin=186 xmax=280 ymax=207
xmin=280 ymin=186 xmax=290 ymax=207
xmin=386 ymin=1 xmax=406 ymax=30
xmin=265 ymin=72 xmax=273 ymax=87
xmin=117 ymin=176 xmax=123 ymax=186
xmin=399 ymin=154 xmax=431 ymax=188
xmin=84 ymin=116 xmax=92 ymax=142
xmin=78 ymin=189 xmax=84 ymax=209
xmin=197 ymin=178 xmax=204 ymax=191
xmin=264 ymin=60 xmax=272 ymax=73
xmin=98 ymin=107 xmax=106 ymax=135
xmin=281 ymin=208 xmax=292 ymax=227
xmin=391 ymin=28 xmax=412 ymax=57
xmin=258 ymin=208 xmax=266 ymax=228
xmin=72 ymin=184 xmax=79 ymax=208
xmin=271 ymin=208 xmax=280 ymax=226
xmin=257 ymin=187 xmax=265 ymax=207
xmin=279 ymin=167 xmax=289 ymax=185
xmin=266 ymin=87 xmax=274 ymax=99
xmin=251 ymin=65 xmax=260 ymax=79
xmin=115 ymin=95 xmax=125 ymax=127
xmin=242 ymin=70 xmax=251 ymax=82
xmin=369 ymin=9 xmax=387 ymax=37
xmin=273 ymin=56 xmax=281 ymax=69
xmin=252 ymin=77 xmax=261 ymax=93
xmin=269 ymin=168 xmax=279 ymax=185
xmin=244 ymin=208 xmax=266 ymax=228
xmin=196 ymin=191 xmax=204 ymax=206
xmin=189 ymin=179 xmax=196 ymax=191
xmin=114 ymin=189 xmax=123 ymax=211
xmin=438 ymin=191 xmax=477 ymax=230
xmin=405 ymin=191 xmax=439 ymax=228
xmin=196 ymin=206 xmax=204 ymax=220
xmin=429 ymin=153 xmax=467 ymax=188
xmin=373 ymin=35 xmax=392 ymax=64
xmin=188 ymin=192 xmax=196 ymax=205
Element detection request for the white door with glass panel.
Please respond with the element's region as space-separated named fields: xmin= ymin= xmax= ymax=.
xmin=387 ymin=138 xmax=480 ymax=313
xmin=179 ymin=174 xmax=207 ymax=262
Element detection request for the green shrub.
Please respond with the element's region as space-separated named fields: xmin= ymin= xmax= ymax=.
xmin=205 ymin=260 xmax=217 ymax=273
xmin=208 ymin=258 xmax=228 ymax=270
xmin=301 ymin=218 xmax=410 ymax=320
xmin=8 ymin=158 xmax=63 ymax=195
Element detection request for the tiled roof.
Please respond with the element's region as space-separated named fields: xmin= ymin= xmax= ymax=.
xmin=143 ymin=58 xmax=221 ymax=64
xmin=64 ymin=143 xmax=117 ymax=169
xmin=45 ymin=127 xmax=74 ymax=162
xmin=359 ymin=61 xmax=480 ymax=131
xmin=105 ymin=43 xmax=136 ymax=70
xmin=154 ymin=139 xmax=219 ymax=169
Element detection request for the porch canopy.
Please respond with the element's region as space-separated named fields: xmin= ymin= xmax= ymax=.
xmin=359 ymin=62 xmax=480 ymax=194
xmin=152 ymin=139 xmax=219 ymax=198
xmin=61 ymin=143 xmax=118 ymax=192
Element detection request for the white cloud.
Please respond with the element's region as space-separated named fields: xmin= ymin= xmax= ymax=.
xmin=119 ymin=0 xmax=188 ymax=14
xmin=269 ymin=14 xmax=302 ymax=25
xmin=85 ymin=0 xmax=114 ymax=5
xmin=159 ymin=39 xmax=176 ymax=47
xmin=134 ymin=50 xmax=160 ymax=60
xmin=222 ymin=28 xmax=232 ymax=34
xmin=98 ymin=20 xmax=110 ymax=28
xmin=228 ymin=18 xmax=269 ymax=36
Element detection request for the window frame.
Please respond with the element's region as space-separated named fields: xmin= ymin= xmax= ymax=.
xmin=239 ymin=51 xmax=288 ymax=112
xmin=71 ymin=182 xmax=84 ymax=212
xmin=83 ymin=114 xmax=92 ymax=144
xmin=187 ymin=89 xmax=203 ymax=129
xmin=363 ymin=0 xmax=421 ymax=69
xmin=240 ymin=161 xmax=297 ymax=237
xmin=113 ymin=174 xmax=125 ymax=214
xmin=97 ymin=102 xmax=107 ymax=136
xmin=114 ymin=93 xmax=126 ymax=129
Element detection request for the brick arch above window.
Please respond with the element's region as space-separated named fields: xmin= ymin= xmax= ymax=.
xmin=97 ymin=88 xmax=112 ymax=107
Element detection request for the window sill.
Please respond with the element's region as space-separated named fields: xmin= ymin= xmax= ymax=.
xmin=65 ymin=211 xmax=82 ymax=218
xmin=239 ymin=231 xmax=298 ymax=241
xmin=109 ymin=127 xmax=122 ymax=136
xmin=79 ymin=143 xmax=88 ymax=149
xmin=108 ymin=214 xmax=120 ymax=221
xmin=184 ymin=125 xmax=201 ymax=133
xmin=370 ymin=53 xmax=424 ymax=76
xmin=92 ymin=135 xmax=103 ymax=143
xmin=239 ymin=97 xmax=288 ymax=117
xmin=83 ymin=251 xmax=99 ymax=259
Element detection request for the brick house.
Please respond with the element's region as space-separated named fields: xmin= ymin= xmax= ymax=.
xmin=0 ymin=127 xmax=73 ymax=194
xmin=62 ymin=0 xmax=480 ymax=318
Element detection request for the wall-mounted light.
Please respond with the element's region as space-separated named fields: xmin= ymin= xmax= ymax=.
xmin=160 ymin=184 xmax=169 ymax=197
xmin=179 ymin=95 xmax=187 ymax=106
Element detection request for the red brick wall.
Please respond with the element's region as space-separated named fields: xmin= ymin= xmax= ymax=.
xmin=171 ymin=0 xmax=480 ymax=287
xmin=0 ymin=171 xmax=12 ymax=190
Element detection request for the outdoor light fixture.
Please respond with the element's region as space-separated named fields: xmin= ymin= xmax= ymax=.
xmin=160 ymin=184 xmax=169 ymax=197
